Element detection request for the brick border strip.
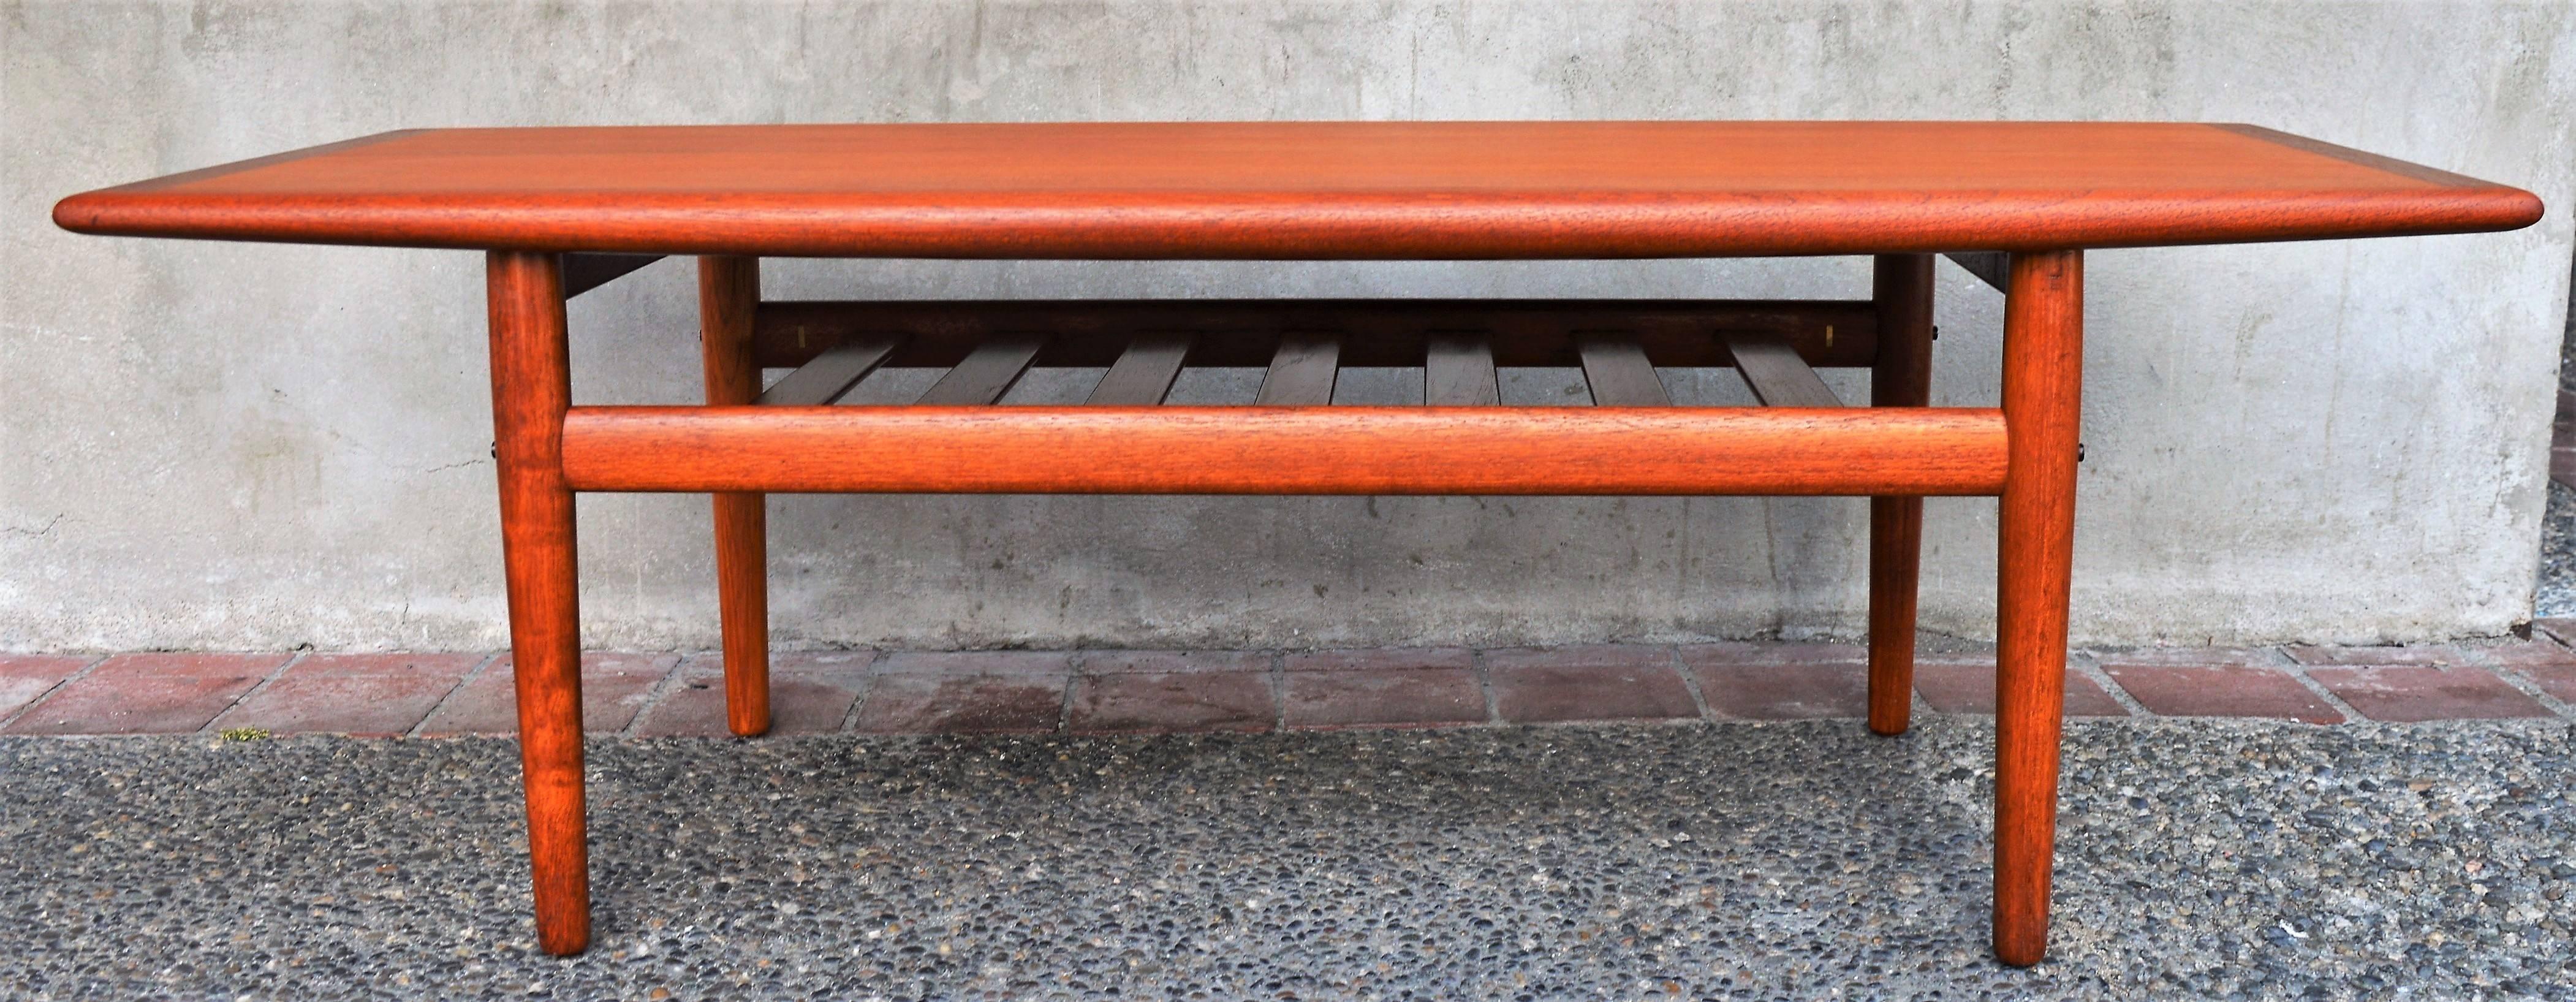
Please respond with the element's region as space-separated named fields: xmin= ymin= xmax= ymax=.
xmin=6 ymin=626 xmax=2576 ymax=738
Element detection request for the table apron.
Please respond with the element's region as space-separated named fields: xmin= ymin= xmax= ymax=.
xmin=556 ymin=405 xmax=2008 ymax=496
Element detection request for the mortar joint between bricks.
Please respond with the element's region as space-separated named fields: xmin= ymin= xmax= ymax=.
xmin=1665 ymin=645 xmax=1718 ymax=722
xmin=0 ymin=653 xmax=110 ymax=733
xmin=829 ymin=649 xmax=885 ymax=734
xmin=2457 ymin=637 xmax=2576 ymax=721
xmin=2068 ymin=654 xmax=2151 ymax=719
xmin=1053 ymin=651 xmax=1082 ymax=734
xmin=202 ymin=650 xmax=310 ymax=736
xmin=2279 ymin=659 xmax=2369 ymax=724
xmin=1268 ymin=650 xmax=1287 ymax=732
xmin=2481 ymin=662 xmax=2576 ymax=722
xmin=404 ymin=650 xmax=505 ymax=738
xmin=1470 ymin=648 xmax=1502 ymax=726
xmin=618 ymin=653 xmax=695 ymax=739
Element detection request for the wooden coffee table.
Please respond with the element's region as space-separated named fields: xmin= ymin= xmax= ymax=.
xmin=55 ymin=121 xmax=2542 ymax=965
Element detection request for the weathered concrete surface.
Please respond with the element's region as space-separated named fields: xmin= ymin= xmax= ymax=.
xmin=4 ymin=2 xmax=2572 ymax=651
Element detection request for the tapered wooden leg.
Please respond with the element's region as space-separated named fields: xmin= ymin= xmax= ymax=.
xmin=699 ymin=256 xmax=770 ymax=737
xmin=1993 ymin=249 xmax=2083 ymax=966
xmin=487 ymin=251 xmax=589 ymax=956
xmin=1868 ymin=253 xmax=1936 ymax=736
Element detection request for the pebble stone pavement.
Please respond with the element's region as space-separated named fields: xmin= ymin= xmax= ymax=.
xmin=2 ymin=717 xmax=2570 ymax=1001
xmin=2546 ymin=319 xmax=2576 ymax=617
xmin=2539 ymin=482 xmax=2576 ymax=619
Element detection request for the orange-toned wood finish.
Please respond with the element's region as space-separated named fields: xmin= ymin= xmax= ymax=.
xmin=556 ymin=406 xmax=2009 ymax=497
xmin=1993 ymin=250 xmax=2085 ymax=967
xmin=52 ymin=123 xmax=2540 ymax=259
xmin=698 ymin=257 xmax=770 ymax=737
xmin=54 ymin=122 xmax=2546 ymax=968
xmin=1867 ymin=254 xmax=1936 ymax=736
xmin=485 ymin=251 xmax=589 ymax=956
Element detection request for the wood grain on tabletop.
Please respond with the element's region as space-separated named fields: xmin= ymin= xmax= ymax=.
xmin=53 ymin=121 xmax=2543 ymax=257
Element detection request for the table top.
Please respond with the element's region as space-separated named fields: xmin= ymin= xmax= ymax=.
xmin=53 ymin=121 xmax=2541 ymax=259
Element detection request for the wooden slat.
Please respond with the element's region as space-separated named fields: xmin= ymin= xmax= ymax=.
xmin=1574 ymin=333 xmax=1669 ymax=406
xmin=1255 ymin=332 xmax=1340 ymax=405
xmin=561 ymin=406 xmax=2012 ymax=497
xmin=1726 ymin=335 xmax=1844 ymax=408
xmin=751 ymin=298 xmax=1879 ymax=370
xmin=1086 ymin=332 xmax=1193 ymax=405
xmin=916 ymin=333 xmax=1044 ymax=405
xmin=1422 ymin=332 xmax=1499 ymax=406
xmin=754 ymin=334 xmax=901 ymax=406
xmin=1944 ymin=252 xmax=2009 ymax=293
xmin=561 ymin=252 xmax=663 ymax=298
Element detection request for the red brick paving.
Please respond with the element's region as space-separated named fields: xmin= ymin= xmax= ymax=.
xmin=2090 ymin=647 xmax=2282 ymax=667
xmin=1677 ymin=643 xmax=1869 ymax=719
xmin=1692 ymin=664 xmax=1866 ymax=719
xmin=7 ymin=639 xmax=2574 ymax=738
xmin=212 ymin=653 xmax=482 ymax=736
xmin=853 ymin=672 xmax=1065 ymax=734
xmin=83 ymin=652 xmax=292 ymax=679
xmin=5 ymin=653 xmax=288 ymax=735
xmin=1282 ymin=668 xmax=1487 ymax=729
xmin=1677 ymin=642 xmax=1865 ymax=667
xmin=1278 ymin=649 xmax=1485 ymax=729
xmin=1910 ymin=657 xmax=2129 ymax=717
xmin=2099 ymin=662 xmax=2344 ymax=724
xmin=2513 ymin=664 xmax=2576 ymax=705
xmin=213 ymin=674 xmax=464 ymax=736
xmin=210 ymin=653 xmax=484 ymax=736
xmin=2286 ymin=645 xmax=2468 ymax=667
xmin=1678 ymin=664 xmax=1854 ymax=721
xmin=875 ymin=650 xmax=1073 ymax=676
xmin=2481 ymin=639 xmax=2576 ymax=670
xmin=631 ymin=651 xmax=876 ymax=737
xmin=1282 ymin=647 xmax=1476 ymax=673
xmin=1080 ymin=650 xmax=1270 ymax=674
xmin=1485 ymin=646 xmax=1697 ymax=723
xmin=0 ymin=655 xmax=93 ymax=723
xmin=286 ymin=653 xmax=485 ymax=678
xmin=2529 ymin=618 xmax=2576 ymax=650
xmin=414 ymin=653 xmax=677 ymax=736
xmin=2306 ymin=667 xmax=2552 ymax=722
xmin=1069 ymin=672 xmax=1276 ymax=733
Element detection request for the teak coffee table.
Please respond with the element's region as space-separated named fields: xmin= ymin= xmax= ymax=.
xmin=55 ymin=122 xmax=2542 ymax=965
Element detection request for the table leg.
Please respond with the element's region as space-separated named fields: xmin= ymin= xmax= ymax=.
xmin=1868 ymin=253 xmax=1935 ymax=735
xmin=699 ymin=256 xmax=771 ymax=736
xmin=1993 ymin=248 xmax=2082 ymax=966
xmin=487 ymin=251 xmax=589 ymax=956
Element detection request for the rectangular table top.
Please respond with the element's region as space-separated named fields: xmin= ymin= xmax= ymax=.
xmin=53 ymin=121 xmax=2541 ymax=259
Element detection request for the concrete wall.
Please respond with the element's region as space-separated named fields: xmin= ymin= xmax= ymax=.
xmin=5 ymin=1 xmax=2572 ymax=653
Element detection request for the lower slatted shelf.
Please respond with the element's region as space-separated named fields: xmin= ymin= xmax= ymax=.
xmin=751 ymin=299 xmax=1857 ymax=411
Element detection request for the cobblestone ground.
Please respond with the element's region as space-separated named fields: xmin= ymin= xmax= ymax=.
xmin=1 ymin=719 xmax=2569 ymax=1001
xmin=2539 ymin=482 xmax=2575 ymax=618
xmin=6 ymin=609 xmax=2574 ymax=999
xmin=2542 ymin=285 xmax=2573 ymax=613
